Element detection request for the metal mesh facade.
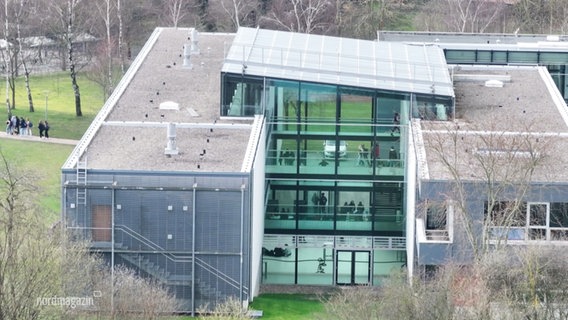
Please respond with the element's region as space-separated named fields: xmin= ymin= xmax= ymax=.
xmin=62 ymin=170 xmax=251 ymax=313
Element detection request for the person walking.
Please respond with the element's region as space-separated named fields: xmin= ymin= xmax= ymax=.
xmin=390 ymin=112 xmax=400 ymax=136
xmin=44 ymin=121 xmax=50 ymax=138
xmin=26 ymin=118 xmax=33 ymax=136
xmin=19 ymin=117 xmax=27 ymax=136
xmin=10 ymin=115 xmax=16 ymax=135
xmin=373 ymin=142 xmax=381 ymax=167
xmin=389 ymin=146 xmax=398 ymax=167
xmin=319 ymin=192 xmax=327 ymax=214
xmin=5 ymin=117 xmax=11 ymax=134
xmin=14 ymin=116 xmax=19 ymax=135
xmin=38 ymin=120 xmax=45 ymax=138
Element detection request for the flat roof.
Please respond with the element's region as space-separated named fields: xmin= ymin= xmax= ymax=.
xmin=417 ymin=66 xmax=568 ymax=183
xmin=378 ymin=31 xmax=568 ymax=52
xmin=223 ymin=27 xmax=454 ymax=97
xmin=65 ymin=28 xmax=255 ymax=173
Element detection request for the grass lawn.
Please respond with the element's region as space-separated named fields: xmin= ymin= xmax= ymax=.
xmin=0 ymin=139 xmax=74 ymax=223
xmin=10 ymin=72 xmax=104 ymax=140
xmin=249 ymin=294 xmax=325 ymax=320
xmin=0 ymin=72 xmax=104 ymax=219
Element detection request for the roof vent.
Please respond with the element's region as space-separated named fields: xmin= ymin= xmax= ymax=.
xmin=190 ymin=28 xmax=200 ymax=55
xmin=485 ymin=79 xmax=504 ymax=88
xmin=546 ymin=35 xmax=560 ymax=41
xmin=160 ymin=101 xmax=179 ymax=110
xmin=165 ymin=123 xmax=179 ymax=156
xmin=183 ymin=44 xmax=192 ymax=69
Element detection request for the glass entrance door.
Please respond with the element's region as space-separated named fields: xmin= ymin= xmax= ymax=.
xmin=335 ymin=251 xmax=370 ymax=285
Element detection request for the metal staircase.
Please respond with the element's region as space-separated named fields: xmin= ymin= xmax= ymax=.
xmin=114 ymin=244 xmax=223 ymax=300
xmin=111 ymin=228 xmax=229 ymax=301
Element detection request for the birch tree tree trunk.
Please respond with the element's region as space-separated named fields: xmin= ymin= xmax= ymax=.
xmin=66 ymin=0 xmax=82 ymax=117
xmin=259 ymin=0 xmax=336 ymax=34
xmin=163 ymin=0 xmax=186 ymax=28
xmin=117 ymin=0 xmax=124 ymax=73
xmin=15 ymin=0 xmax=33 ymax=112
xmin=4 ymin=0 xmax=11 ymax=114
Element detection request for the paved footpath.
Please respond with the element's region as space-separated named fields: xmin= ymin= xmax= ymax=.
xmin=0 ymin=132 xmax=79 ymax=145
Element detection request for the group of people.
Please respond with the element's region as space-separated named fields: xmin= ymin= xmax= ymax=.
xmin=357 ymin=142 xmax=390 ymax=167
xmin=5 ymin=115 xmax=50 ymax=138
xmin=279 ymin=148 xmax=295 ymax=165
xmin=341 ymin=200 xmax=365 ymax=215
xmin=311 ymin=192 xmax=328 ymax=214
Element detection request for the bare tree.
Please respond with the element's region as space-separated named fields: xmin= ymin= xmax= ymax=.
xmin=511 ymin=0 xmax=568 ymax=34
xmin=209 ymin=0 xmax=260 ymax=31
xmin=46 ymin=0 xmax=85 ymax=117
xmin=319 ymin=286 xmax=384 ymax=319
xmin=90 ymin=265 xmax=180 ymax=319
xmin=339 ymin=0 xmax=405 ymax=39
xmin=117 ymin=0 xmax=124 ymax=73
xmin=198 ymin=296 xmax=253 ymax=319
xmin=89 ymin=0 xmax=116 ymax=97
xmin=321 ymin=247 xmax=568 ymax=319
xmin=15 ymin=0 xmax=34 ymax=112
xmin=1 ymin=0 xmax=18 ymax=114
xmin=259 ymin=0 xmax=337 ymax=35
xmin=85 ymin=42 xmax=120 ymax=101
xmin=422 ymin=118 xmax=552 ymax=259
xmin=0 ymin=152 xmax=81 ymax=319
xmin=414 ymin=0 xmax=507 ymax=33
xmin=65 ymin=0 xmax=83 ymax=116
xmin=161 ymin=0 xmax=191 ymax=28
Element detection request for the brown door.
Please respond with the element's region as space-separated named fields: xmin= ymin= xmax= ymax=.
xmin=92 ymin=205 xmax=111 ymax=241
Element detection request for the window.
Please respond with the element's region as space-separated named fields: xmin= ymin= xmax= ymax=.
xmin=550 ymin=203 xmax=568 ymax=228
xmin=485 ymin=201 xmax=527 ymax=241
xmin=426 ymin=201 xmax=447 ymax=230
xmin=485 ymin=201 xmax=526 ymax=227
xmin=423 ymin=200 xmax=452 ymax=241
xmin=486 ymin=201 xmax=568 ymax=242
xmin=221 ymin=74 xmax=264 ymax=117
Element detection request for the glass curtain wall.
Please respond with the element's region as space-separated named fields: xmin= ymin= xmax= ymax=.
xmin=222 ymin=73 xmax=442 ymax=284
xmin=257 ymin=76 xmax=410 ymax=284
xmin=265 ymin=80 xmax=410 ymax=235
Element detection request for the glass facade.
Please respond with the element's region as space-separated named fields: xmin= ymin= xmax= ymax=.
xmin=444 ymin=49 xmax=568 ymax=101
xmin=222 ymin=72 xmax=451 ymax=285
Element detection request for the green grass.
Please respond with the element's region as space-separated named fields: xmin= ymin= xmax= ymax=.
xmin=0 ymin=139 xmax=74 ymax=222
xmin=249 ymin=294 xmax=325 ymax=320
xmin=11 ymin=72 xmax=104 ymax=140
xmin=0 ymin=72 xmax=104 ymax=218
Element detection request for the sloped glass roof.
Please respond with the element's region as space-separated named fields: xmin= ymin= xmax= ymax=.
xmin=223 ymin=27 xmax=454 ymax=97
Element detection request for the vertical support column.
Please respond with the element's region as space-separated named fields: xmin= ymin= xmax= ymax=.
xmin=191 ymin=183 xmax=197 ymax=317
xmin=111 ymin=188 xmax=115 ymax=313
xmin=239 ymin=184 xmax=245 ymax=305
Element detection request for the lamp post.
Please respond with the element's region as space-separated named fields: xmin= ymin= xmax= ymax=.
xmin=43 ymin=91 xmax=48 ymax=121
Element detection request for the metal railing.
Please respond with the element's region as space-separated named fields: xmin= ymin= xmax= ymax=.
xmin=115 ymin=225 xmax=247 ymax=292
xmin=263 ymin=234 xmax=406 ymax=250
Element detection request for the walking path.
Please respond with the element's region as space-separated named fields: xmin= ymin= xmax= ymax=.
xmin=0 ymin=132 xmax=79 ymax=145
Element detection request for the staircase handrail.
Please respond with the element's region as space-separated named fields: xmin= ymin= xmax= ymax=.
xmin=115 ymin=225 xmax=190 ymax=263
xmin=116 ymin=224 xmax=248 ymax=293
xmin=194 ymin=257 xmax=247 ymax=292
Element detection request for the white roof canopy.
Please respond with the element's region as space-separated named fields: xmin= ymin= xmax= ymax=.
xmin=223 ymin=27 xmax=454 ymax=98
